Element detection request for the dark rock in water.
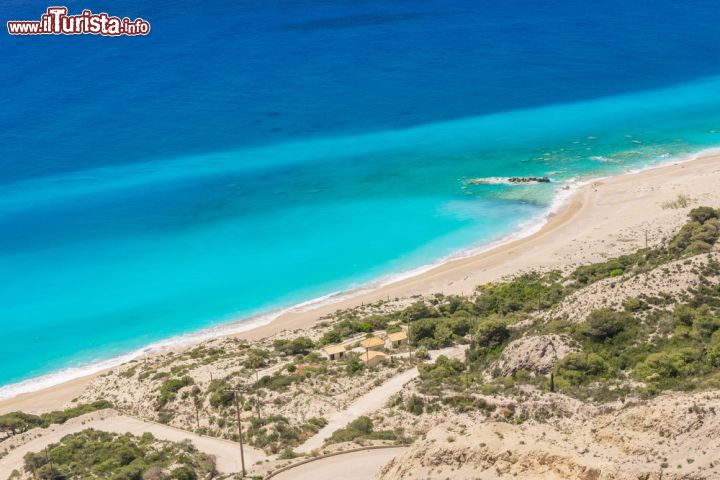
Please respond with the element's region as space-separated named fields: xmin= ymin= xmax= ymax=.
xmin=466 ymin=176 xmax=552 ymax=185
xmin=508 ymin=176 xmax=551 ymax=183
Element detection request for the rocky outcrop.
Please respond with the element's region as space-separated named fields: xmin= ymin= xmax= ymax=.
xmin=508 ymin=176 xmax=551 ymax=183
xmin=491 ymin=334 xmax=577 ymax=376
xmin=375 ymin=391 xmax=720 ymax=480
xmin=467 ymin=176 xmax=552 ymax=185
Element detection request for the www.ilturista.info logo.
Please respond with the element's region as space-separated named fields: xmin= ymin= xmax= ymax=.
xmin=7 ymin=7 xmax=150 ymax=36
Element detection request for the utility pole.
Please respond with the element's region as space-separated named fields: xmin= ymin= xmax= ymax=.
xmin=193 ymin=396 xmax=201 ymax=430
xmin=225 ymin=388 xmax=246 ymax=478
xmin=405 ymin=321 xmax=413 ymax=362
xmin=254 ymin=395 xmax=263 ymax=422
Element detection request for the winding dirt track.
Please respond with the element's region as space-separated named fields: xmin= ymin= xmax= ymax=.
xmin=297 ymin=345 xmax=467 ymax=453
xmin=272 ymin=447 xmax=407 ymax=480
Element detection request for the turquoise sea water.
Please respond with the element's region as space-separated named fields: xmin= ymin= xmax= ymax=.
xmin=3 ymin=76 xmax=720 ymax=395
xmin=3 ymin=0 xmax=720 ymax=395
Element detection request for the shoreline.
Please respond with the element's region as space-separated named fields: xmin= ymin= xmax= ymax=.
xmin=3 ymin=148 xmax=720 ymax=413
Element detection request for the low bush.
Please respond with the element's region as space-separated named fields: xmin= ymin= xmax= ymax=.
xmin=246 ymin=415 xmax=326 ymax=453
xmin=22 ymin=429 xmax=215 ymax=479
xmin=327 ymin=416 xmax=400 ymax=444
xmin=156 ymin=376 xmax=194 ymax=409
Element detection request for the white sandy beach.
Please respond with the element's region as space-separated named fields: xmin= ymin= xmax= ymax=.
xmin=2 ymin=150 xmax=720 ymax=415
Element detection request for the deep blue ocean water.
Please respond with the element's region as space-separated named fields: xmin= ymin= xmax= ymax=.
xmin=3 ymin=0 xmax=720 ymax=394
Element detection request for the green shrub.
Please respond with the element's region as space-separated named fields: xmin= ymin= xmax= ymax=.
xmin=409 ymin=316 xmax=471 ymax=349
xmin=442 ymin=395 xmax=496 ymax=413
xmin=161 ymin=376 xmax=194 ymax=395
xmin=401 ymin=301 xmax=439 ymax=322
xmin=157 ymin=376 xmax=194 ymax=409
xmin=318 ymin=329 xmax=342 ymax=346
xmin=691 ymin=306 xmax=720 ymax=339
xmin=466 ymin=317 xmax=511 ymax=364
xmin=473 ymin=318 xmax=511 ymax=348
xmin=555 ymin=353 xmax=609 ymax=385
xmin=273 ymin=337 xmax=315 ymax=356
xmin=243 ymin=348 xmax=271 ymax=369
xmin=246 ymin=415 xmax=325 ymax=453
xmin=404 ymin=395 xmax=425 ymax=415
xmin=345 ymin=357 xmax=366 ymax=376
xmin=22 ymin=429 xmax=214 ymax=479
xmin=669 ymin=209 xmax=720 ymax=255
xmin=328 ymin=416 xmax=399 ymax=445
xmin=688 ymin=206 xmax=719 ymax=224
xmin=171 ymin=466 xmax=198 ymax=480
xmin=475 ymin=272 xmax=565 ymax=314
xmin=582 ymin=309 xmax=631 ymax=342
xmin=572 ymin=253 xmax=645 ymax=286
xmin=624 ymin=297 xmax=645 ymax=312
xmin=255 ymin=373 xmax=295 ymax=391
xmin=355 ymin=322 xmax=373 ymax=333
xmin=635 ymin=348 xmax=701 ymax=380
xmin=708 ymin=344 xmax=720 ymax=367
xmin=205 ymin=378 xmax=234 ymax=408
xmin=418 ymin=355 xmax=465 ymax=383
xmin=209 ymin=389 xmax=234 ymax=408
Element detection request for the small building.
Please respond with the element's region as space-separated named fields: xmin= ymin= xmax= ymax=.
xmin=322 ymin=344 xmax=346 ymax=361
xmin=360 ymin=350 xmax=387 ymax=368
xmin=360 ymin=336 xmax=385 ymax=351
xmin=387 ymin=331 xmax=408 ymax=349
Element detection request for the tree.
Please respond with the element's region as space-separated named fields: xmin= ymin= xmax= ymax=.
xmin=273 ymin=337 xmax=315 ymax=356
xmin=582 ymin=309 xmax=630 ymax=342
xmin=401 ymin=301 xmax=438 ymax=322
xmin=0 ymin=412 xmax=42 ymax=438
xmin=319 ymin=329 xmax=342 ymax=345
xmin=466 ymin=317 xmax=511 ymax=364
xmin=409 ymin=318 xmax=437 ymax=346
xmin=473 ymin=318 xmax=510 ymax=349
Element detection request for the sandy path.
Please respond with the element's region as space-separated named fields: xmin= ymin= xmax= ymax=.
xmin=272 ymin=447 xmax=407 ymax=480
xmin=0 ymin=410 xmax=263 ymax=477
xmin=297 ymin=345 xmax=467 ymax=453
xmin=3 ymin=152 xmax=720 ymax=414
